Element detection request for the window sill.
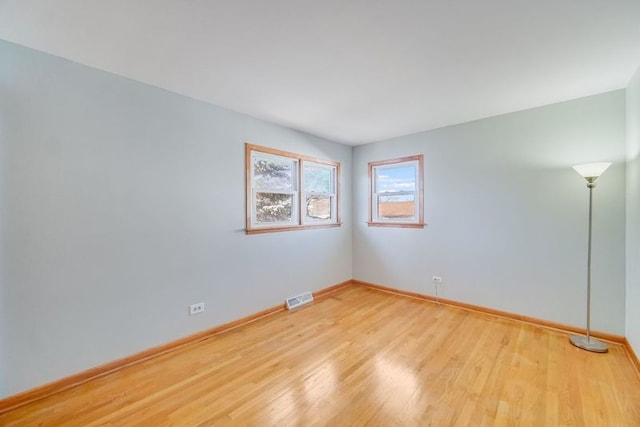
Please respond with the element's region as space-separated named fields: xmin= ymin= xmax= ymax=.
xmin=246 ymin=223 xmax=342 ymax=235
xmin=366 ymin=222 xmax=425 ymax=229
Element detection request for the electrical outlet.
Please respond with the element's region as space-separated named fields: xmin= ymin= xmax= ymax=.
xmin=432 ymin=276 xmax=443 ymax=284
xmin=189 ymin=302 xmax=205 ymax=315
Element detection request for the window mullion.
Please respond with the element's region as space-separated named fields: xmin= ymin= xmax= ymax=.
xmin=297 ymin=158 xmax=303 ymax=225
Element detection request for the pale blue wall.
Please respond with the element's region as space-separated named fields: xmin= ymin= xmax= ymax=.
xmin=0 ymin=132 xmax=5 ymax=396
xmin=626 ymin=67 xmax=640 ymax=355
xmin=0 ymin=62 xmax=7 ymax=396
xmin=353 ymin=91 xmax=627 ymax=334
xmin=0 ymin=40 xmax=352 ymax=397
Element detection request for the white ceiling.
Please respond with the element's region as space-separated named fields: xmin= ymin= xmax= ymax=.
xmin=1 ymin=1 xmax=640 ymax=145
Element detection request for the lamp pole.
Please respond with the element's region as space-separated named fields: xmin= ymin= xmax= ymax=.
xmin=585 ymin=179 xmax=594 ymax=343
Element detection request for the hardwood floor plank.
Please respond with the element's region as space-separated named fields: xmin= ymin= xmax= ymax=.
xmin=1 ymin=286 xmax=639 ymax=426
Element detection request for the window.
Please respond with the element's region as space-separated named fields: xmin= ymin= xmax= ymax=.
xmin=368 ymin=155 xmax=424 ymax=228
xmin=303 ymin=162 xmax=337 ymax=223
xmin=246 ymin=143 xmax=341 ymax=234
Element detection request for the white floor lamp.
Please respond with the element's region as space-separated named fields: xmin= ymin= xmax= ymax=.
xmin=569 ymin=162 xmax=611 ymax=353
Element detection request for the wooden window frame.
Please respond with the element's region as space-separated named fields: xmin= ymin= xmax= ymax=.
xmin=246 ymin=143 xmax=341 ymax=234
xmin=368 ymin=154 xmax=424 ymax=229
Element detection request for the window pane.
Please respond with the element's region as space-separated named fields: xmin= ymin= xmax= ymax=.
xmin=375 ymin=165 xmax=416 ymax=193
xmin=256 ymin=193 xmax=293 ymax=223
xmin=253 ymin=157 xmax=295 ymax=191
xmin=378 ymin=194 xmax=415 ymax=219
xmin=304 ymin=164 xmax=333 ymax=193
xmin=305 ymin=195 xmax=332 ymax=220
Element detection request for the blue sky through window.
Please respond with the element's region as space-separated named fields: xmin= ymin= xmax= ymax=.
xmin=376 ymin=165 xmax=416 ymax=192
xmin=375 ymin=164 xmax=416 ymax=202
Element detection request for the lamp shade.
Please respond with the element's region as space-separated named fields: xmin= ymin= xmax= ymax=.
xmin=572 ymin=162 xmax=612 ymax=179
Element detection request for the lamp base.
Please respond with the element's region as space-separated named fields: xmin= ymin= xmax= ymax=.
xmin=569 ymin=335 xmax=608 ymax=353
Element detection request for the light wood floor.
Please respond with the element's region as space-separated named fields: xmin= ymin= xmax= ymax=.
xmin=2 ymin=285 xmax=639 ymax=426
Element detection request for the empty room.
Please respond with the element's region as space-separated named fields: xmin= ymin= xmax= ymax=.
xmin=1 ymin=1 xmax=640 ymax=425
